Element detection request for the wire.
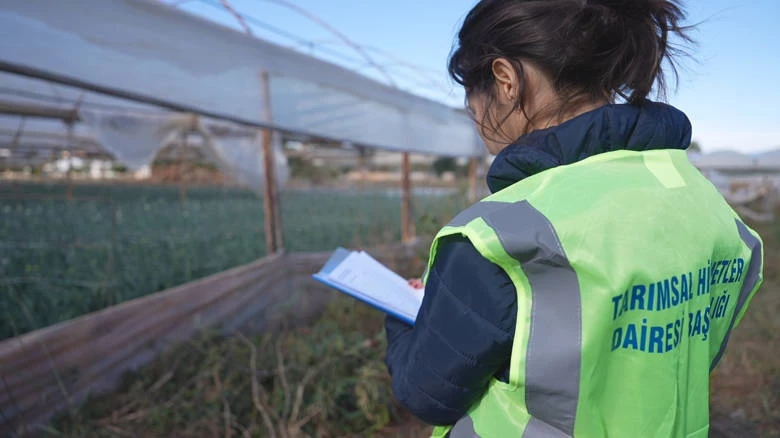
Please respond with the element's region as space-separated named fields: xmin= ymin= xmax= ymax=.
xmin=218 ymin=0 xmax=253 ymax=35
xmin=192 ymin=0 xmax=368 ymax=67
xmin=288 ymin=39 xmax=451 ymax=92
xmin=190 ymin=0 xmax=424 ymax=90
xmin=258 ymin=0 xmax=397 ymax=87
xmin=175 ymin=0 xmax=459 ymax=103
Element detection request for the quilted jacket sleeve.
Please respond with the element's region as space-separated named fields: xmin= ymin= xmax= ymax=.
xmin=384 ymin=235 xmax=518 ymax=426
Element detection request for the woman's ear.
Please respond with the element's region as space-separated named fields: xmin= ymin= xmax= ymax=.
xmin=491 ymin=58 xmax=520 ymax=105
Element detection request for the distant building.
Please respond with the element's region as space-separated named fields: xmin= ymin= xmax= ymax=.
xmin=688 ymin=148 xmax=780 ymax=174
xmin=133 ymin=164 xmax=152 ymax=180
xmin=42 ymin=156 xmax=85 ymax=175
xmin=89 ymin=160 xmax=116 ymax=179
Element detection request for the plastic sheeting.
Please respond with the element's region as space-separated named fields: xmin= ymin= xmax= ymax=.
xmin=80 ymin=110 xmax=172 ymax=171
xmin=79 ymin=109 xmax=288 ymax=191
xmin=211 ymin=134 xmax=289 ymax=190
xmin=0 ymin=0 xmax=484 ymax=157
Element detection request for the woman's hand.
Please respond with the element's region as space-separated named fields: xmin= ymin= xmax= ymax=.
xmin=408 ymin=278 xmax=424 ymax=289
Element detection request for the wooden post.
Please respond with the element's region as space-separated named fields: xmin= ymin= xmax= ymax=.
xmin=467 ymin=157 xmax=478 ymax=203
xmin=178 ymin=130 xmax=188 ymax=203
xmin=357 ymin=145 xmax=368 ymax=187
xmin=401 ymin=152 xmax=416 ymax=243
xmin=65 ymin=121 xmax=74 ymax=201
xmin=259 ymin=71 xmax=283 ymax=254
xmin=108 ymin=200 xmax=117 ymax=302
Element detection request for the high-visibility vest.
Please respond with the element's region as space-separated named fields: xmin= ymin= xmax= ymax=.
xmin=426 ymin=149 xmax=764 ymax=438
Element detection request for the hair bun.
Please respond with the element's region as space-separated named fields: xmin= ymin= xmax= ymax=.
xmin=449 ymin=0 xmax=692 ymax=107
xmin=585 ymin=0 xmax=678 ymax=22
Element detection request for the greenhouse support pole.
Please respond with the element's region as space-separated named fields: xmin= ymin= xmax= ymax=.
xmin=401 ymin=152 xmax=416 ymax=243
xmin=178 ymin=130 xmax=188 ymax=204
xmin=259 ymin=71 xmax=283 ymax=254
xmin=357 ymin=144 xmax=368 ymax=187
xmin=468 ymin=157 xmax=478 ymax=203
xmin=65 ymin=121 xmax=74 ymax=201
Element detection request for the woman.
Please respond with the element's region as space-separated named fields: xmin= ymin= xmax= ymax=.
xmin=384 ymin=1 xmax=764 ymax=437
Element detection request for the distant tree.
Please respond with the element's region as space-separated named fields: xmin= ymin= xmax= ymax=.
xmin=688 ymin=140 xmax=702 ymax=153
xmin=432 ymin=156 xmax=457 ymax=177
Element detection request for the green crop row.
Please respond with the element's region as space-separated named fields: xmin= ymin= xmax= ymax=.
xmin=0 ymin=182 xmax=467 ymax=340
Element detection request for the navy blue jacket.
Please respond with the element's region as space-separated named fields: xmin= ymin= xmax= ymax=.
xmin=385 ymin=101 xmax=692 ymax=426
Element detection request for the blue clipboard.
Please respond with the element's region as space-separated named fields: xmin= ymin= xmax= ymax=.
xmin=312 ymin=247 xmax=416 ymax=325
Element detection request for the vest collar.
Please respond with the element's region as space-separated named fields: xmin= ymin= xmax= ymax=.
xmin=486 ymin=101 xmax=692 ymax=193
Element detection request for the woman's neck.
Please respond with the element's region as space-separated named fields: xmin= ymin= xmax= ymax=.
xmin=527 ymin=97 xmax=610 ymax=135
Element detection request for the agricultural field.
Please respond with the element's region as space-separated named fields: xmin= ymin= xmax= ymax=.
xmin=50 ymin=295 xmax=419 ymax=437
xmin=48 ymin=220 xmax=780 ymax=438
xmin=2 ymin=181 xmax=777 ymax=437
xmin=0 ymin=181 xmax=467 ymax=339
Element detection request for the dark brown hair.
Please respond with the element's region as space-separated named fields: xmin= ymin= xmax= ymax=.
xmin=449 ymin=0 xmax=693 ymax=135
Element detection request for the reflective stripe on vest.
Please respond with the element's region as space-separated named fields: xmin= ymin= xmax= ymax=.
xmin=482 ymin=200 xmax=581 ymax=436
xmin=449 ymin=201 xmax=509 ymax=228
xmin=710 ymin=220 xmax=763 ymax=371
xmin=440 ymin=200 xmax=581 ymax=437
xmin=449 ymin=416 xmax=479 ymax=438
xmin=449 ymin=412 xmax=572 ymax=438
